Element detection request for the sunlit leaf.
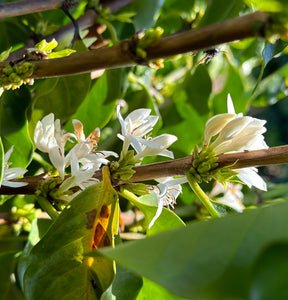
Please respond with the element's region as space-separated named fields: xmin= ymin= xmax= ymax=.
xmin=122 ymin=190 xmax=185 ymax=236
xmin=23 ymin=167 xmax=119 ymax=300
xmin=29 ymin=73 xmax=91 ymax=137
xmin=1 ymin=122 xmax=33 ymax=168
xmin=0 ymin=47 xmax=12 ymax=62
xmin=95 ymin=201 xmax=288 ymax=300
xmin=136 ymin=277 xmax=187 ymax=300
xmin=66 ymin=69 xmax=124 ymax=134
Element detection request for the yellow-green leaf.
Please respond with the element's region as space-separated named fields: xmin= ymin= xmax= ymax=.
xmin=23 ymin=167 xmax=119 ymax=300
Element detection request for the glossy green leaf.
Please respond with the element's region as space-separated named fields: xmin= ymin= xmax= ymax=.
xmin=0 ymin=251 xmax=17 ymax=299
xmin=17 ymin=218 xmax=53 ymax=291
xmin=198 ymin=0 xmax=243 ymax=27
xmin=183 ymin=65 xmax=212 ymax=115
xmin=23 ymin=167 xmax=119 ymax=300
xmin=0 ymin=87 xmax=31 ymax=135
xmin=1 ymin=122 xmax=33 ymax=168
xmin=262 ymin=39 xmax=288 ymax=68
xmin=29 ymin=73 xmax=91 ymax=136
xmin=249 ymin=243 xmax=288 ymax=300
xmin=136 ymin=277 xmax=187 ymax=300
xmin=96 ymin=201 xmax=288 ymax=300
xmin=244 ymin=0 xmax=285 ymax=12
xmin=0 ymin=47 xmax=11 ymax=62
xmin=128 ymin=0 xmax=165 ymax=31
xmin=66 ymin=69 xmax=124 ymax=134
xmin=0 ymin=19 xmax=29 ymax=52
xmin=111 ymin=264 xmax=143 ymax=300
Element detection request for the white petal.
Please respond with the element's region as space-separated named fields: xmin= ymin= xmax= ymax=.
xmin=148 ymin=197 xmax=164 ymax=229
xmin=204 ymin=114 xmax=235 ymax=145
xmin=1 ymin=180 xmax=28 ymax=188
xmin=236 ymin=167 xmax=267 ymax=191
xmin=4 ymin=146 xmax=14 ymax=162
xmin=227 ymin=94 xmax=236 ymax=114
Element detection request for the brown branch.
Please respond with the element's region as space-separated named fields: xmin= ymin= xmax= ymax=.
xmin=1 ymin=145 xmax=288 ymax=195
xmin=1 ymin=11 xmax=269 ymax=78
xmin=0 ymin=0 xmax=63 ymax=19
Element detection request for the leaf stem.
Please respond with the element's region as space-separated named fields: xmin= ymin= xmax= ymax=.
xmin=36 ymin=195 xmax=59 ymax=221
xmin=185 ymin=169 xmax=220 ymax=218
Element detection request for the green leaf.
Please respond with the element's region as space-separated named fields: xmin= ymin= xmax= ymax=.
xmin=262 ymin=39 xmax=288 ymax=68
xmin=23 ymin=167 xmax=119 ymax=300
xmin=35 ymin=39 xmax=58 ymax=52
xmin=47 ymin=49 xmax=76 ymax=59
xmin=96 ymin=201 xmax=288 ymax=300
xmin=0 ymin=87 xmax=31 ymax=135
xmin=120 ymin=190 xmax=185 ymax=236
xmin=0 ymin=19 xmax=29 ymax=53
xmin=198 ymin=0 xmax=244 ymax=27
xmin=29 ymin=73 xmax=91 ymax=136
xmin=111 ymin=264 xmax=143 ymax=300
xmin=249 ymin=243 xmax=288 ymax=300
xmin=0 ymin=47 xmax=12 ymax=62
xmin=244 ymin=0 xmax=285 ymax=12
xmin=1 ymin=122 xmax=33 ymax=168
xmin=0 ymin=251 xmax=17 ymax=299
xmin=136 ymin=277 xmax=187 ymax=300
xmin=183 ymin=65 xmax=212 ymax=115
xmin=127 ymin=0 xmax=165 ymax=31
xmin=66 ymin=69 xmax=124 ymax=134
xmin=17 ymin=218 xmax=53 ymax=291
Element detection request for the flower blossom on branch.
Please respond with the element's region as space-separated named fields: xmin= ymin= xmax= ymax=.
xmin=117 ymin=105 xmax=177 ymax=160
xmin=202 ymin=94 xmax=268 ymax=191
xmin=34 ymin=115 xmax=117 ymax=200
xmin=1 ymin=146 xmax=28 ymax=188
xmin=148 ymin=177 xmax=186 ymax=228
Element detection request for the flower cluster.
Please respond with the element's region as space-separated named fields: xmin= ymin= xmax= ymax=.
xmin=201 ymin=94 xmax=268 ymax=191
xmin=2 ymin=94 xmax=270 ymax=227
xmin=34 ymin=114 xmax=118 ymax=201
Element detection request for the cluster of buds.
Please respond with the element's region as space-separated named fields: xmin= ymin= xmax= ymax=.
xmin=0 ymin=62 xmax=35 ymax=90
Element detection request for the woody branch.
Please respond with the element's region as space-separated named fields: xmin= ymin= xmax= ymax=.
xmin=1 ymin=145 xmax=288 ymax=195
xmin=0 ymin=11 xmax=269 ymax=78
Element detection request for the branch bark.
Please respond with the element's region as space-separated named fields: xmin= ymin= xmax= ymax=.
xmin=1 ymin=11 xmax=269 ymax=78
xmin=0 ymin=0 xmax=63 ymax=19
xmin=1 ymin=145 xmax=288 ymax=195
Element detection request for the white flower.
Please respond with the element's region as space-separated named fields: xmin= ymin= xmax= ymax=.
xmin=59 ymin=152 xmax=99 ymax=194
xmin=34 ymin=114 xmax=75 ymax=179
xmin=1 ymin=146 xmax=28 ymax=188
xmin=117 ymin=105 xmax=177 ymax=160
xmin=117 ymin=105 xmax=158 ymax=154
xmin=148 ymin=177 xmax=186 ymax=229
xmin=203 ymin=94 xmax=268 ymax=191
xmin=34 ymin=113 xmax=55 ymax=153
xmin=210 ymin=181 xmax=244 ymax=213
xmin=134 ymin=134 xmax=178 ymax=160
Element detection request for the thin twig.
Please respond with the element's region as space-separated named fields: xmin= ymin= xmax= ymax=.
xmin=1 ymin=11 xmax=269 ymax=78
xmin=1 ymin=145 xmax=288 ymax=195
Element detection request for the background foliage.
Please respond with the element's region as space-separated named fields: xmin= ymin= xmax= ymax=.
xmin=0 ymin=0 xmax=288 ymax=299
